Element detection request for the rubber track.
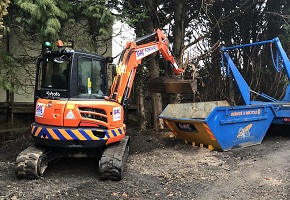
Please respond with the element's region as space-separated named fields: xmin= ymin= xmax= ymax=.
xmin=15 ymin=145 xmax=48 ymax=179
xmin=99 ymin=136 xmax=130 ymax=181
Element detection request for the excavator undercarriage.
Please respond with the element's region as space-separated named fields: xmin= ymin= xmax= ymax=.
xmin=15 ymin=136 xmax=130 ymax=180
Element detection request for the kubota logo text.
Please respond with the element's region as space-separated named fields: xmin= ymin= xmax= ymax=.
xmin=46 ymin=91 xmax=60 ymax=97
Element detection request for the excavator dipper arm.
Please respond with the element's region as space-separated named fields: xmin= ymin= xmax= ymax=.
xmin=108 ymin=29 xmax=183 ymax=106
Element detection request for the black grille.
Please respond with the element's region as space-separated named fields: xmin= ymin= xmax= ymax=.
xmin=78 ymin=107 xmax=107 ymax=123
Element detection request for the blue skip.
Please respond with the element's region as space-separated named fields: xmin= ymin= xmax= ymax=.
xmin=160 ymin=37 xmax=290 ymax=151
xmin=159 ymin=101 xmax=275 ymax=151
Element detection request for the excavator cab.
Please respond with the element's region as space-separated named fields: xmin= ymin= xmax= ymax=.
xmin=35 ymin=49 xmax=108 ymax=101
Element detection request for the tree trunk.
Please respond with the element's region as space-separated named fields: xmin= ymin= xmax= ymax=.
xmin=170 ymin=1 xmax=186 ymax=103
xmin=148 ymin=54 xmax=163 ymax=131
xmin=172 ymin=2 xmax=185 ymax=63
xmin=143 ymin=0 xmax=163 ymax=131
xmin=136 ymin=84 xmax=147 ymax=131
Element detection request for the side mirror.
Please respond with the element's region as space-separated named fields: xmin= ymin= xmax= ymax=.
xmin=109 ymin=64 xmax=117 ymax=77
xmin=106 ymin=56 xmax=114 ymax=63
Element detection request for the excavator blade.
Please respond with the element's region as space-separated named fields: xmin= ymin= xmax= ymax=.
xmin=150 ymin=77 xmax=197 ymax=94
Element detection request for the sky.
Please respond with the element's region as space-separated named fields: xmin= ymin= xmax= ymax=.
xmin=112 ymin=21 xmax=135 ymax=63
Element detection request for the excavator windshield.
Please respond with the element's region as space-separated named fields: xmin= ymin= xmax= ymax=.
xmin=42 ymin=54 xmax=70 ymax=89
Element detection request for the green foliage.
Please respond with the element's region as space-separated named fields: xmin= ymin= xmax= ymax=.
xmin=0 ymin=52 xmax=22 ymax=92
xmin=61 ymin=0 xmax=115 ymax=53
xmin=15 ymin=0 xmax=70 ymax=41
xmin=0 ymin=0 xmax=10 ymax=42
xmin=0 ymin=50 xmax=36 ymax=94
xmin=0 ymin=0 xmax=117 ymax=93
xmin=119 ymin=1 xmax=149 ymax=36
xmin=73 ymin=0 xmax=114 ymax=37
xmin=0 ymin=0 xmax=10 ymax=20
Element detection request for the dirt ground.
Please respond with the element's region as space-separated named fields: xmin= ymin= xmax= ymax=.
xmin=0 ymin=125 xmax=289 ymax=200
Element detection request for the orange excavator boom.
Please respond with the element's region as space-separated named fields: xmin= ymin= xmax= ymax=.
xmin=108 ymin=28 xmax=183 ymax=105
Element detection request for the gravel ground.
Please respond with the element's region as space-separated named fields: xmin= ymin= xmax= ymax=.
xmin=0 ymin=126 xmax=289 ymax=200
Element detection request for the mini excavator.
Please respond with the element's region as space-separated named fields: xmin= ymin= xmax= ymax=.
xmin=15 ymin=29 xmax=183 ymax=180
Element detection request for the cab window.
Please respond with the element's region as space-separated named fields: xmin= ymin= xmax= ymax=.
xmin=43 ymin=56 xmax=69 ymax=89
xmin=78 ymin=57 xmax=107 ymax=97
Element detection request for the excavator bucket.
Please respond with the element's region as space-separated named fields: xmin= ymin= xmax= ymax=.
xmin=150 ymin=77 xmax=197 ymax=94
xmin=159 ymin=101 xmax=275 ymax=151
